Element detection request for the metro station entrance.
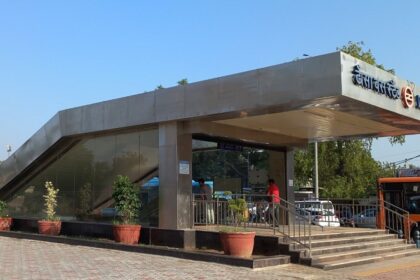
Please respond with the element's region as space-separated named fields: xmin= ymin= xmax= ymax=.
xmin=192 ymin=138 xmax=287 ymax=199
xmin=191 ymin=137 xmax=292 ymax=228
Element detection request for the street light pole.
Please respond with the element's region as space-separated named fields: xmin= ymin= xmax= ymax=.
xmin=314 ymin=141 xmax=319 ymax=199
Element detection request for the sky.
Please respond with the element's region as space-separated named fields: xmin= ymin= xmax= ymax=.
xmin=0 ymin=0 xmax=419 ymax=166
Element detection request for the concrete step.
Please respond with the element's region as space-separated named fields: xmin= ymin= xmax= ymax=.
xmin=303 ymin=229 xmax=387 ymax=241
xmin=297 ymin=233 xmax=396 ymax=249
xmin=315 ymin=248 xmax=420 ymax=270
xmin=311 ymin=244 xmax=415 ymax=264
xmin=310 ymin=239 xmax=406 ymax=255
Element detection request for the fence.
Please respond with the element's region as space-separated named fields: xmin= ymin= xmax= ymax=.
xmin=192 ymin=194 xmax=314 ymax=256
xmin=320 ymin=198 xmax=417 ymax=242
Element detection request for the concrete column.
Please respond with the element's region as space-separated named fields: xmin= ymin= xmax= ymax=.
xmin=286 ymin=149 xmax=296 ymax=224
xmin=286 ymin=149 xmax=295 ymax=203
xmin=158 ymin=121 xmax=192 ymax=229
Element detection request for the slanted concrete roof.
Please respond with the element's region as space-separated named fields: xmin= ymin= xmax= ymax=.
xmin=1 ymin=51 xmax=419 ymax=195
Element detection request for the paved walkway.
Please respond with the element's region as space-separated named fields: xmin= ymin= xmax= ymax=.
xmin=336 ymin=254 xmax=420 ymax=280
xmin=1 ymin=236 xmax=419 ymax=280
xmin=0 ymin=236 xmax=355 ymax=280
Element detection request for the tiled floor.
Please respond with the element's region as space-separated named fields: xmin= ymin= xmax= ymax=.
xmin=0 ymin=236 xmax=355 ymax=280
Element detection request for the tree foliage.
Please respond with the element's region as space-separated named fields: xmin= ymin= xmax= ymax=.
xmin=43 ymin=181 xmax=60 ymax=221
xmin=177 ymin=78 xmax=188 ymax=85
xmin=0 ymin=200 xmax=7 ymax=217
xmin=295 ymin=41 xmax=404 ymax=198
xmin=112 ymin=175 xmax=140 ymax=224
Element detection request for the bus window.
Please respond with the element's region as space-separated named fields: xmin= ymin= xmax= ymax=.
xmin=407 ymin=195 xmax=420 ymax=214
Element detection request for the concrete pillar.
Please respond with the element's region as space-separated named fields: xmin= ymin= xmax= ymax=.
xmin=158 ymin=121 xmax=192 ymax=229
xmin=286 ymin=149 xmax=295 ymax=203
xmin=286 ymin=149 xmax=296 ymax=224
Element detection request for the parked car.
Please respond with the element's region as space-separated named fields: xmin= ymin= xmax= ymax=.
xmin=296 ymin=200 xmax=336 ymax=214
xmin=336 ymin=206 xmax=354 ymax=227
xmin=352 ymin=208 xmax=377 ymax=228
xmin=295 ymin=200 xmax=340 ymax=227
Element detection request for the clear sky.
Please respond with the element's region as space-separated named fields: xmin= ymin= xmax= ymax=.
xmin=0 ymin=0 xmax=419 ymax=165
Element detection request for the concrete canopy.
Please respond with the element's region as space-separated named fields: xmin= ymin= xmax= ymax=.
xmin=1 ymin=51 xmax=420 ymax=195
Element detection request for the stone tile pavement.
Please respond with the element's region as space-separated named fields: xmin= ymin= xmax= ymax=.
xmin=0 ymin=236 xmax=358 ymax=280
xmin=2 ymin=235 xmax=420 ymax=280
xmin=335 ymin=254 xmax=420 ymax=280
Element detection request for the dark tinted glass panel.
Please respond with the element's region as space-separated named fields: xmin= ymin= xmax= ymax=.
xmin=7 ymin=128 xmax=158 ymax=224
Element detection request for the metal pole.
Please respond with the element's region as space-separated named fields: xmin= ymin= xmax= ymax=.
xmin=314 ymin=141 xmax=319 ymax=199
xmin=247 ymin=152 xmax=250 ymax=193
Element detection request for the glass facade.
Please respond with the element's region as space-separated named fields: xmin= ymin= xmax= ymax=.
xmin=192 ymin=140 xmax=285 ymax=196
xmin=7 ymin=128 xmax=158 ymax=224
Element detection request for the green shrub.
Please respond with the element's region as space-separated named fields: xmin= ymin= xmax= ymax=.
xmin=228 ymin=198 xmax=248 ymax=227
xmin=112 ymin=175 xmax=141 ymax=225
xmin=76 ymin=183 xmax=92 ymax=219
xmin=0 ymin=200 xmax=7 ymax=217
xmin=43 ymin=181 xmax=60 ymax=221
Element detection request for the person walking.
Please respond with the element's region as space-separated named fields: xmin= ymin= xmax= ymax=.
xmin=198 ymin=178 xmax=215 ymax=224
xmin=266 ymin=179 xmax=280 ymax=225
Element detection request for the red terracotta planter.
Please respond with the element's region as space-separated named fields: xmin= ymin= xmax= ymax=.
xmin=0 ymin=217 xmax=12 ymax=231
xmin=38 ymin=220 xmax=62 ymax=235
xmin=113 ymin=224 xmax=141 ymax=245
xmin=220 ymin=231 xmax=255 ymax=258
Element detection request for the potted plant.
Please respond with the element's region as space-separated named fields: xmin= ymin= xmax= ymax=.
xmin=38 ymin=181 xmax=61 ymax=235
xmin=112 ymin=175 xmax=141 ymax=245
xmin=0 ymin=200 xmax=12 ymax=231
xmin=219 ymin=197 xmax=256 ymax=258
xmin=76 ymin=182 xmax=92 ymax=221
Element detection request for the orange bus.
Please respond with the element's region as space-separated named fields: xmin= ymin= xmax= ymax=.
xmin=377 ymin=172 xmax=420 ymax=239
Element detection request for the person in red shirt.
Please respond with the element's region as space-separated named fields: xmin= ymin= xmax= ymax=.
xmin=266 ymin=179 xmax=280 ymax=203
xmin=266 ymin=179 xmax=280 ymax=225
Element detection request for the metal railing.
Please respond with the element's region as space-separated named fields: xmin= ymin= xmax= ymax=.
xmin=318 ymin=198 xmax=378 ymax=228
xmin=383 ymin=200 xmax=417 ymax=243
xmin=320 ymin=198 xmax=417 ymax=243
xmin=192 ymin=194 xmax=314 ymax=257
xmin=278 ymin=199 xmax=314 ymax=256
xmin=192 ymin=194 xmax=420 ymax=256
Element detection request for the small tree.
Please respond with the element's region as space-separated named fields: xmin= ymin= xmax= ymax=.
xmin=0 ymin=200 xmax=7 ymax=217
xmin=43 ymin=181 xmax=60 ymax=221
xmin=177 ymin=78 xmax=188 ymax=85
xmin=77 ymin=183 xmax=92 ymax=219
xmin=228 ymin=198 xmax=248 ymax=228
xmin=112 ymin=175 xmax=140 ymax=225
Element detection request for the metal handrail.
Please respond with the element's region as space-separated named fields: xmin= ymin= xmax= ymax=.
xmin=319 ymin=198 xmax=416 ymax=243
xmin=384 ymin=200 xmax=409 ymax=215
xmin=191 ymin=193 xmax=313 ymax=257
xmin=286 ymin=199 xmax=325 ymax=231
xmin=277 ymin=200 xmax=313 ymax=257
xmin=382 ymin=200 xmax=417 ymax=243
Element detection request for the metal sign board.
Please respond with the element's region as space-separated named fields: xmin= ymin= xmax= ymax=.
xmin=179 ymin=160 xmax=190 ymax=175
xmin=217 ymin=142 xmax=243 ymax=152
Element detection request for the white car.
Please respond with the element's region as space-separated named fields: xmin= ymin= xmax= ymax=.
xmin=296 ymin=200 xmax=340 ymax=227
xmin=312 ymin=210 xmax=340 ymax=227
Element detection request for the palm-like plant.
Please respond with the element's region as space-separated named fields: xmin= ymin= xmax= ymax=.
xmin=43 ymin=181 xmax=60 ymax=221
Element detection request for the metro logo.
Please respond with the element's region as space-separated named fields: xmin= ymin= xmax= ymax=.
xmin=401 ymin=86 xmax=415 ymax=108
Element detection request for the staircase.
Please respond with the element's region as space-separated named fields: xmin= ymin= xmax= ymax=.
xmin=296 ymin=229 xmax=420 ymax=270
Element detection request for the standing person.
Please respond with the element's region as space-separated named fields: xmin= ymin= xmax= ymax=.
xmin=198 ymin=178 xmax=214 ymax=224
xmin=266 ymin=179 xmax=280 ymax=225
